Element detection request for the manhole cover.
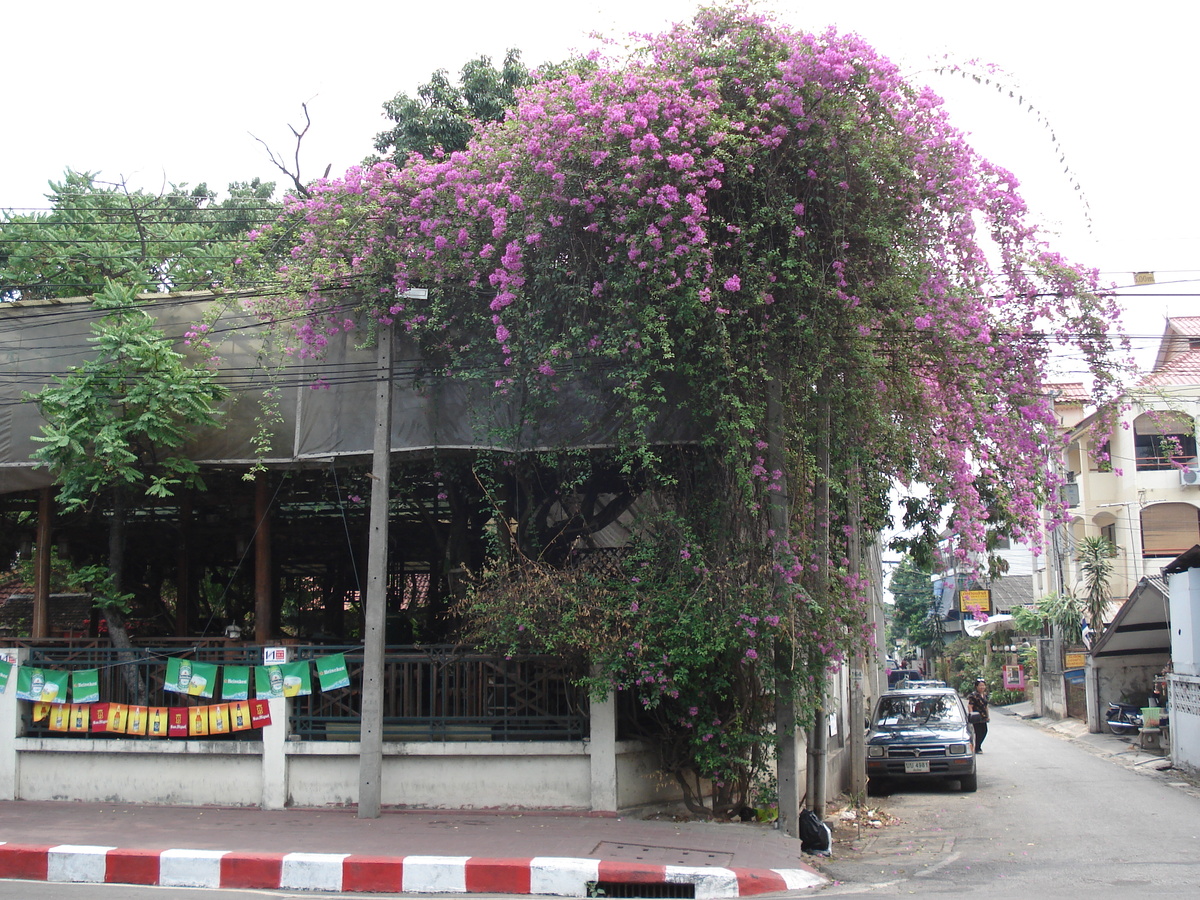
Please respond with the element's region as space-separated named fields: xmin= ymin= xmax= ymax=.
xmin=592 ymin=842 xmax=733 ymax=867
xmin=851 ymin=832 xmax=956 ymax=856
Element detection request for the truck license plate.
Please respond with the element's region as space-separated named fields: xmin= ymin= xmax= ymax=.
xmin=904 ymin=760 xmax=931 ymax=774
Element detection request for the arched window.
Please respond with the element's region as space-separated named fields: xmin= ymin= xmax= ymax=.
xmin=1134 ymin=412 xmax=1197 ymax=471
xmin=1141 ymin=502 xmax=1200 ymax=558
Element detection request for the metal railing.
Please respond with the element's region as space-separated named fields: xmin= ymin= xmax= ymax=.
xmin=18 ymin=644 xmax=588 ymax=742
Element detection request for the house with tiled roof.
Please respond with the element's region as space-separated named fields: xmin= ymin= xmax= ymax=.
xmin=1035 ymin=318 xmax=1200 ymax=728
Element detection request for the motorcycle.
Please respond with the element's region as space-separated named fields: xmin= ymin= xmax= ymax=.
xmin=1105 ymin=701 xmax=1143 ymax=736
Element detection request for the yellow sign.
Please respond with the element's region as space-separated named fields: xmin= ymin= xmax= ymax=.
xmin=958 ymin=590 xmax=993 ymax=614
xmin=1064 ymin=652 xmax=1087 ymax=669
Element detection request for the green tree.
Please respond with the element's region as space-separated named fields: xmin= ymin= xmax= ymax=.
xmin=371 ymin=50 xmax=531 ymax=164
xmin=1076 ymin=535 xmax=1118 ymax=642
xmin=888 ymin=556 xmax=943 ymax=655
xmin=0 ymin=170 xmax=279 ymax=301
xmin=25 ymin=281 xmax=228 ymax=655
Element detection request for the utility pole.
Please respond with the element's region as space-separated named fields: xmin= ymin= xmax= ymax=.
xmin=848 ymin=464 xmax=867 ymax=799
xmin=807 ymin=390 xmax=831 ymax=820
xmin=358 ymin=317 xmax=394 ymax=819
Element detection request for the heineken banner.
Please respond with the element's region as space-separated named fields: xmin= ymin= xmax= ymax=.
xmin=71 ymin=669 xmax=100 ymax=704
xmin=17 ymin=667 xmax=69 ymax=703
xmin=254 ymin=661 xmax=312 ymax=698
xmin=0 ymin=659 xmax=12 ymax=693
xmin=164 ymin=658 xmax=218 ymax=698
xmin=221 ymin=665 xmax=251 ymax=701
xmin=316 ymin=653 xmax=350 ymax=691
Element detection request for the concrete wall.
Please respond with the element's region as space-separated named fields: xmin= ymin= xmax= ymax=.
xmin=1088 ymin=657 xmax=1169 ymax=732
xmin=1169 ymin=674 xmax=1200 ymax=776
xmin=0 ymin=648 xmax=669 ymax=813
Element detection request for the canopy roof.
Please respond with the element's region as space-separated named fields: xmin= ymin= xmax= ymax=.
xmin=0 ymin=292 xmax=696 ymax=496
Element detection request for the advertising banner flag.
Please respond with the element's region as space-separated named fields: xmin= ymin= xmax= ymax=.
xmin=249 ymin=698 xmax=272 ymax=728
xmin=17 ymin=667 xmax=68 ymax=703
xmin=71 ymin=669 xmax=100 ymax=704
xmin=316 ymin=653 xmax=351 ymax=691
xmin=188 ymin=661 xmax=218 ymax=698
xmin=90 ymin=703 xmax=111 ymax=733
xmin=106 ymin=703 xmax=129 ymax=734
xmin=164 ymin=658 xmax=193 ymax=695
xmin=255 ymin=664 xmax=285 ymax=699
xmin=31 ymin=701 xmax=52 ymax=722
xmin=69 ymin=704 xmax=90 ymax=733
xmin=208 ymin=703 xmax=230 ymax=735
xmin=168 ymin=707 xmax=189 ymax=738
xmin=48 ymin=704 xmax=70 ymax=732
xmin=281 ymin=660 xmax=312 ymax=697
xmin=188 ymin=707 xmax=209 ymax=736
xmin=221 ymin=666 xmax=250 ymax=701
xmin=0 ymin=659 xmax=12 ymax=693
xmin=147 ymin=707 xmax=168 ymax=737
xmin=127 ymin=705 xmax=148 ymax=736
xmin=229 ymin=700 xmax=252 ymax=731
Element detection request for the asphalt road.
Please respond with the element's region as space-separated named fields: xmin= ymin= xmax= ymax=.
xmin=818 ymin=711 xmax=1200 ymax=896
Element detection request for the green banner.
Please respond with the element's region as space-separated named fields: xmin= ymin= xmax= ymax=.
xmin=165 ymin=657 xmax=218 ymax=698
xmin=0 ymin=659 xmax=11 ymax=694
xmin=71 ymin=668 xmax=100 ymax=704
xmin=315 ymin=653 xmax=351 ymax=691
xmin=255 ymin=660 xmax=312 ymax=698
xmin=16 ymin=667 xmax=69 ymax=703
xmin=221 ymin=665 xmax=250 ymax=701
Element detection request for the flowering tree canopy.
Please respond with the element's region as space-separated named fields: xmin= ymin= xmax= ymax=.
xmin=246 ymin=4 xmax=1123 ymax=813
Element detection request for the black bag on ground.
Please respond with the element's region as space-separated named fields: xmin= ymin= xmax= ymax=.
xmin=799 ymin=808 xmax=832 ymax=854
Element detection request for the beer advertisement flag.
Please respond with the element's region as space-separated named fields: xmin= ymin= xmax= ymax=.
xmin=165 ymin=658 xmax=193 ymax=695
xmin=90 ymin=703 xmax=110 ymax=733
xmin=249 ymin=698 xmax=272 ymax=728
xmin=168 ymin=707 xmax=189 ymax=738
xmin=221 ymin=666 xmax=250 ymax=701
xmin=17 ymin=667 xmax=68 ymax=703
xmin=48 ymin=704 xmax=69 ymax=732
xmin=316 ymin=653 xmax=351 ymax=691
xmin=281 ymin=660 xmax=312 ymax=697
xmin=229 ymin=699 xmax=251 ymax=731
xmin=107 ymin=703 xmax=129 ymax=734
xmin=208 ymin=703 xmax=230 ymax=735
xmin=188 ymin=661 xmax=218 ymax=698
xmin=255 ymin=664 xmax=285 ymax=698
xmin=31 ymin=701 xmax=51 ymax=722
xmin=188 ymin=707 xmax=209 ymax=737
xmin=147 ymin=707 xmax=168 ymax=737
xmin=71 ymin=669 xmax=100 ymax=704
xmin=127 ymin=705 xmax=148 ymax=736
xmin=0 ymin=658 xmax=12 ymax=693
xmin=69 ymin=704 xmax=90 ymax=733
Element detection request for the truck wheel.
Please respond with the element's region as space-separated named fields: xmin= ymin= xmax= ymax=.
xmin=960 ymin=774 xmax=978 ymax=792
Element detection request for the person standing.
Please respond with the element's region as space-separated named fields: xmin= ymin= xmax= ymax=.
xmin=967 ymin=678 xmax=990 ymax=752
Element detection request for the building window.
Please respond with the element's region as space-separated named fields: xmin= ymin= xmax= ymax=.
xmin=1134 ymin=412 xmax=1197 ymax=471
xmin=1140 ymin=503 xmax=1200 ymax=558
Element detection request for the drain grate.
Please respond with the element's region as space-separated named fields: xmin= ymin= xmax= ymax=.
xmin=588 ymin=881 xmax=696 ymax=899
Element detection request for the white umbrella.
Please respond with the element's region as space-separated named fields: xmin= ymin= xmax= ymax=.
xmin=964 ymin=614 xmax=1018 ymax=637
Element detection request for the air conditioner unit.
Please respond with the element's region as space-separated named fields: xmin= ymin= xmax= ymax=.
xmin=1181 ymin=467 xmax=1200 ymax=486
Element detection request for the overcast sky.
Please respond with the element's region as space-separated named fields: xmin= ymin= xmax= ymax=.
xmin=6 ymin=1 xmax=1196 ymax=369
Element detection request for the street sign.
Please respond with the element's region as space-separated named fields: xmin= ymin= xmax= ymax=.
xmin=958 ymin=589 xmax=993 ymax=615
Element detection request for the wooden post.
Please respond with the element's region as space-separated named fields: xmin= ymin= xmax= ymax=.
xmin=358 ymin=318 xmax=393 ymax=818
xmin=176 ymin=493 xmax=193 ymax=638
xmin=254 ymin=474 xmax=273 ymax=645
xmin=32 ymin=487 xmax=52 ymax=639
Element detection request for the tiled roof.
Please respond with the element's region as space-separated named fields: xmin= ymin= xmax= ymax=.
xmin=0 ymin=575 xmax=94 ymax=637
xmin=1139 ymin=346 xmax=1200 ymax=388
xmin=1046 ymin=382 xmax=1088 ymax=403
xmin=1166 ymin=317 xmax=1200 ymax=337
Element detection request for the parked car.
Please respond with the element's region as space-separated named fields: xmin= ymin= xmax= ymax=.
xmin=895 ymin=678 xmax=948 ymax=690
xmin=886 ymin=668 xmax=922 ymax=688
xmin=866 ymin=688 xmax=977 ymax=792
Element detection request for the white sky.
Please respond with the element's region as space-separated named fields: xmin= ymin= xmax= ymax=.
xmin=5 ymin=0 xmax=1197 ymax=369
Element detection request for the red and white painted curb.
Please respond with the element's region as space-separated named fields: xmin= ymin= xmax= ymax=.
xmin=0 ymin=843 xmax=825 ymax=896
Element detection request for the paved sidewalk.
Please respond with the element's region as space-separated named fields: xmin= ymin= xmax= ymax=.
xmin=0 ymin=802 xmax=825 ymax=896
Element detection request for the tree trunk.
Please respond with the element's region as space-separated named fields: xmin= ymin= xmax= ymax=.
xmin=107 ymin=487 xmax=148 ymax=705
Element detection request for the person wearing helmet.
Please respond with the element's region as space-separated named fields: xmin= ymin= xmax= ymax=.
xmin=966 ymin=678 xmax=990 ymax=752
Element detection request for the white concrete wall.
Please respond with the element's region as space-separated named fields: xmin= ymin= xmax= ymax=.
xmin=1169 ymin=674 xmax=1200 ymax=776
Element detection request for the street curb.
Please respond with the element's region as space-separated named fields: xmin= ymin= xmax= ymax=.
xmin=0 ymin=843 xmax=826 ymax=896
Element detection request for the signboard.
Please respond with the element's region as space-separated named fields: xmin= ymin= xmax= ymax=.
xmin=1064 ymin=668 xmax=1085 ymax=685
xmin=1064 ymin=652 xmax=1087 ymax=669
xmin=1003 ymin=665 xmax=1026 ymax=690
xmin=958 ymin=589 xmax=993 ymax=615
xmin=263 ymin=647 xmax=289 ymax=665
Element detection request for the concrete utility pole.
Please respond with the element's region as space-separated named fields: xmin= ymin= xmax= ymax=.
xmin=847 ymin=465 xmax=867 ymax=799
xmin=808 ymin=391 xmax=831 ymax=819
xmin=358 ymin=319 xmax=394 ymax=819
